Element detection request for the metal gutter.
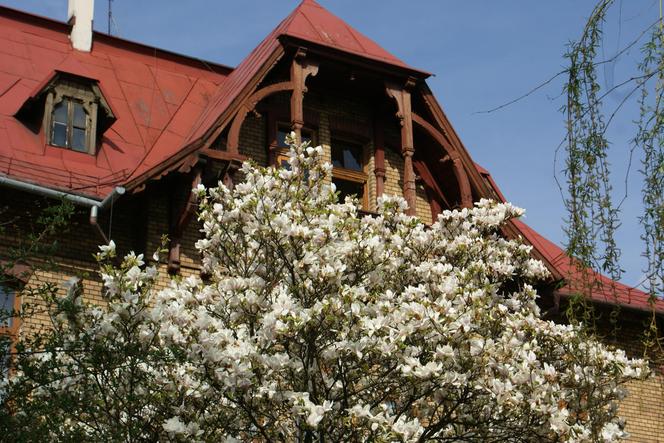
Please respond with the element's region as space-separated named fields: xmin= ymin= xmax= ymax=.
xmin=0 ymin=175 xmax=125 ymax=243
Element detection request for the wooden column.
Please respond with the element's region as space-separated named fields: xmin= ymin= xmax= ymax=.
xmin=386 ymin=80 xmax=417 ymax=215
xmin=168 ymin=166 xmax=202 ymax=274
xmin=451 ymin=154 xmax=473 ymax=208
xmin=290 ymin=48 xmax=318 ymax=143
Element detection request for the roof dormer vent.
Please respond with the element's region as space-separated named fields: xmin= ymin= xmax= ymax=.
xmin=68 ymin=0 xmax=94 ymax=52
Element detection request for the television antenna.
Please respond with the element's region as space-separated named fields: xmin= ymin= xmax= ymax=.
xmin=107 ymin=0 xmax=113 ymax=35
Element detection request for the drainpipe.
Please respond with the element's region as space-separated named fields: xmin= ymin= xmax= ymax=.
xmin=0 ymin=175 xmax=125 ymax=243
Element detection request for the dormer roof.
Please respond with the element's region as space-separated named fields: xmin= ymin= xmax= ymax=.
xmin=280 ymin=0 xmax=424 ymax=73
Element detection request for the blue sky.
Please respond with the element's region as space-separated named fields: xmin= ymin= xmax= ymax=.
xmin=2 ymin=0 xmax=658 ymax=288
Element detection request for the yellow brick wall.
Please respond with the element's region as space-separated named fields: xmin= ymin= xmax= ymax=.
xmin=17 ymin=262 xmax=104 ymax=337
xmin=239 ymin=113 xmax=268 ymax=166
xmin=621 ymin=375 xmax=664 ymax=442
xmin=384 ymin=142 xmax=404 ymax=199
xmin=0 ymin=193 xmax=111 ymax=337
xmin=416 ymin=183 xmax=433 ymax=225
xmin=594 ymin=312 xmax=664 ymax=442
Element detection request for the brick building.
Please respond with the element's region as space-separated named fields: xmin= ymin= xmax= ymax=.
xmin=0 ymin=0 xmax=662 ymax=440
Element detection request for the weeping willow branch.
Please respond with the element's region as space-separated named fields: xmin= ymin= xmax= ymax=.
xmin=564 ymin=0 xmax=623 ymax=290
xmin=563 ymin=1 xmax=664 ymax=362
xmin=635 ymin=24 xmax=664 ymax=306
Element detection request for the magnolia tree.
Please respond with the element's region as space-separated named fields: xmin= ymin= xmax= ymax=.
xmin=0 ymin=136 xmax=649 ymax=441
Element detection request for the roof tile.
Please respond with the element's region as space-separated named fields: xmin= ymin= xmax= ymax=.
xmin=0 ymin=6 xmax=228 ymax=197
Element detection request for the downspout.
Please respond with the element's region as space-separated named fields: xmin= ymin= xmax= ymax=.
xmin=0 ymin=175 xmax=125 ymax=243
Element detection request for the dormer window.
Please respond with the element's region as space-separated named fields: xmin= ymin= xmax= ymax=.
xmin=43 ymin=80 xmax=100 ymax=154
xmin=16 ymin=71 xmax=115 ymax=156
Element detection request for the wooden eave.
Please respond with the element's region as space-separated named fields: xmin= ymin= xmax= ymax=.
xmin=279 ymin=35 xmax=431 ymax=80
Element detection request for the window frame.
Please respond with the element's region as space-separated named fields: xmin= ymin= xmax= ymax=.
xmin=272 ymin=121 xmax=317 ymax=168
xmin=331 ymin=135 xmax=369 ymax=209
xmin=0 ymin=282 xmax=21 ymax=377
xmin=43 ymin=80 xmax=99 ymax=155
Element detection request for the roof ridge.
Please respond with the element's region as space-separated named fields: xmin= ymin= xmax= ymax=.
xmin=0 ymin=5 xmax=234 ymax=75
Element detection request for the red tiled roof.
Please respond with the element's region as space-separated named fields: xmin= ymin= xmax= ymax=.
xmin=281 ymin=0 xmax=421 ymax=72
xmin=183 ymin=0 xmax=426 ymax=148
xmin=476 ymin=162 xmax=664 ymax=314
xmin=127 ymin=0 xmax=428 ymax=187
xmin=0 ymin=5 xmax=229 ymax=198
xmin=0 ymin=1 xmax=427 ymax=195
xmin=514 ymin=219 xmax=664 ymax=314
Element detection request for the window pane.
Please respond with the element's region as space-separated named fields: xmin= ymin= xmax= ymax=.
xmin=331 ymin=145 xmax=344 ymax=168
xmin=73 ymin=102 xmax=87 ymax=128
xmin=333 ymin=178 xmax=364 ymax=203
xmin=343 ymin=146 xmax=362 ymax=171
xmin=301 ymin=130 xmax=312 ymax=145
xmin=51 ymin=122 xmax=67 ymax=147
xmin=278 ymin=126 xmax=313 ymax=148
xmin=0 ymin=286 xmax=14 ymax=328
xmin=52 ymin=99 xmax=68 ymax=124
xmin=331 ymin=140 xmax=363 ymax=171
xmin=71 ymin=127 xmax=87 ymax=152
xmin=277 ymin=128 xmax=289 ymax=148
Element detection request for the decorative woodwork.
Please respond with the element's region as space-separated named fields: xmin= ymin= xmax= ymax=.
xmin=225 ymin=49 xmax=318 ymax=154
xmin=413 ymin=158 xmax=451 ymax=215
xmin=199 ymin=148 xmax=247 ymax=163
xmin=411 ymin=112 xmax=473 ymax=208
xmin=221 ymin=161 xmax=242 ymax=191
xmin=290 ymin=48 xmax=319 ymax=143
xmin=168 ymin=167 xmax=202 ymax=274
xmin=385 ymin=81 xmax=416 ymax=215
xmin=226 ymin=81 xmax=293 ymax=152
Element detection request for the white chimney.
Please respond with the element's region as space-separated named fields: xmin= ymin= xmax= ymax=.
xmin=68 ymin=0 xmax=94 ymax=52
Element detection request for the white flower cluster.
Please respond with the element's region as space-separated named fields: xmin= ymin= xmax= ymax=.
xmin=5 ymin=135 xmax=648 ymax=441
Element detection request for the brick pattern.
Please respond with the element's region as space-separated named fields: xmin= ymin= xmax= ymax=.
xmin=416 ymin=183 xmax=433 ymax=225
xmin=239 ymin=113 xmax=268 ymax=167
xmin=621 ymin=376 xmax=664 ymax=442
xmin=594 ymin=313 xmax=664 ymax=442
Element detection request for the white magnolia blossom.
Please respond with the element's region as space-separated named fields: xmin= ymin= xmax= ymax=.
xmin=3 ymin=134 xmax=648 ymax=442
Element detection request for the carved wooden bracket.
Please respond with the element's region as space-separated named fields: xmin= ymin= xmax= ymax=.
xmin=413 ymin=158 xmax=451 ymax=220
xmin=221 ymin=159 xmax=243 ymax=191
xmin=225 ymin=49 xmax=319 ymax=153
xmin=290 ymin=48 xmax=319 ymax=142
xmin=385 ymin=81 xmax=416 ymax=215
